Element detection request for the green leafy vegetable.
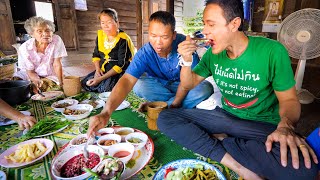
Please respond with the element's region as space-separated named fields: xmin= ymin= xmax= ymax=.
xmin=72 ymin=92 xmax=91 ymax=102
xmin=20 ymin=117 xmax=71 ymax=140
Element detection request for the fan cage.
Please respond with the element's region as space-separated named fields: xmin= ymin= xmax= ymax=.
xmin=277 ymin=8 xmax=320 ymax=60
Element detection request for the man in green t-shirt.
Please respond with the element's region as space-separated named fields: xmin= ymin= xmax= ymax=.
xmin=157 ymin=0 xmax=318 ymax=179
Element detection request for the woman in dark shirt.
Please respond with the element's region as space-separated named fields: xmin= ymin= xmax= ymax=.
xmin=81 ymin=8 xmax=135 ymax=92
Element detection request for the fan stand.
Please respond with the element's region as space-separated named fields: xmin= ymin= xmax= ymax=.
xmin=295 ymin=58 xmax=314 ymax=104
xmin=294 ymin=31 xmax=315 ymax=104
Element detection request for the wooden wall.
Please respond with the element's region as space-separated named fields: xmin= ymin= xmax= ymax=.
xmin=174 ymin=0 xmax=184 ymax=33
xmin=75 ymin=0 xmax=139 ymax=53
xmin=141 ymin=0 xmax=167 ymax=45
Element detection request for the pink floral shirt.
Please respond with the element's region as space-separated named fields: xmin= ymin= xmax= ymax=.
xmin=15 ymin=34 xmax=67 ymax=83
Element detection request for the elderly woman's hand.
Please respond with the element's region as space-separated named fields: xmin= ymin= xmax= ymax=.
xmin=31 ymin=79 xmax=43 ymax=94
xmin=17 ymin=115 xmax=37 ymax=130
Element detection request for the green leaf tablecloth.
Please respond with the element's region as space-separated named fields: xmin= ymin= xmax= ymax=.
xmin=0 ymin=92 xmax=241 ymax=180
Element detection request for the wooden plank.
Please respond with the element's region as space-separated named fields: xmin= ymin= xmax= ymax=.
xmin=102 ymin=0 xmax=136 ymax=5
xmin=103 ymin=1 xmax=136 ymax=11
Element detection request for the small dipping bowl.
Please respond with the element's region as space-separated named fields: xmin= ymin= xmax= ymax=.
xmin=97 ymin=134 xmax=121 ymax=153
xmin=125 ymin=132 xmax=148 ymax=150
xmin=108 ymin=143 xmax=134 ymax=164
xmin=114 ymin=127 xmax=134 ymax=142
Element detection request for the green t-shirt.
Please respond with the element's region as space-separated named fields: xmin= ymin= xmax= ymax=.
xmin=193 ymin=36 xmax=295 ymax=125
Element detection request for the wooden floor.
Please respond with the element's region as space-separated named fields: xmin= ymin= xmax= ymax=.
xmin=64 ymin=51 xmax=320 ymax=136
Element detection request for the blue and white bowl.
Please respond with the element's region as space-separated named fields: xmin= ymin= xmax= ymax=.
xmin=153 ymin=159 xmax=226 ymax=180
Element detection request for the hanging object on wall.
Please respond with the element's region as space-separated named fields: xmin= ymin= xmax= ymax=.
xmin=243 ymin=0 xmax=254 ymax=31
xmin=262 ymin=0 xmax=284 ymax=32
xmin=74 ymin=0 xmax=87 ymax=11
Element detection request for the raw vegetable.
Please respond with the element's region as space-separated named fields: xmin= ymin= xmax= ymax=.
xmin=165 ymin=164 xmax=218 ymax=180
xmin=20 ymin=117 xmax=71 ymax=140
xmin=72 ymin=92 xmax=91 ymax=102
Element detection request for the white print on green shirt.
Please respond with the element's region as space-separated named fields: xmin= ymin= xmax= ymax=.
xmin=214 ymin=64 xmax=260 ymax=99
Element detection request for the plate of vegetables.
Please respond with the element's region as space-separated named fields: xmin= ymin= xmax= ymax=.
xmin=22 ymin=117 xmax=71 ymax=139
xmin=153 ymin=159 xmax=226 ymax=180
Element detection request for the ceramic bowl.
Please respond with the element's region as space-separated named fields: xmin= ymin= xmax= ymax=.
xmin=108 ymin=143 xmax=134 ymax=164
xmin=97 ymin=128 xmax=115 ymax=137
xmin=51 ymin=145 xmax=104 ymax=180
xmin=97 ymin=134 xmax=121 ymax=153
xmin=80 ymin=99 xmax=105 ymax=110
xmin=51 ymin=99 xmax=78 ymax=112
xmin=69 ymin=134 xmax=88 ymax=146
xmin=98 ymin=92 xmax=111 ymax=101
xmin=62 ymin=104 xmax=93 ymax=120
xmin=125 ymin=132 xmax=148 ymax=150
xmin=114 ymin=127 xmax=134 ymax=142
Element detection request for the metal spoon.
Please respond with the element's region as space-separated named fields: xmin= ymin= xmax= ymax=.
xmin=83 ymin=135 xmax=94 ymax=160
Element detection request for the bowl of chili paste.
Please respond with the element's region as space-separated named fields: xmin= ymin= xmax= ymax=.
xmin=51 ymin=145 xmax=104 ymax=180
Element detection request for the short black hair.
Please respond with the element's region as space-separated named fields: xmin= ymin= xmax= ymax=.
xmin=149 ymin=11 xmax=176 ymax=32
xmin=98 ymin=8 xmax=118 ymax=22
xmin=205 ymin=0 xmax=244 ymax=31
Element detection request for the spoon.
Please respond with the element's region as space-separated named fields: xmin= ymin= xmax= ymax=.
xmin=83 ymin=135 xmax=94 ymax=160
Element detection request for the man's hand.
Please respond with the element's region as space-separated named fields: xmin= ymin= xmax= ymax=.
xmin=265 ymin=127 xmax=318 ymax=169
xmin=17 ymin=115 xmax=37 ymax=130
xmin=169 ymin=101 xmax=182 ymax=109
xmin=86 ymin=78 xmax=101 ymax=87
xmin=94 ymin=70 xmax=104 ymax=79
xmin=177 ymin=35 xmax=197 ymax=61
xmin=87 ymin=113 xmax=110 ymax=137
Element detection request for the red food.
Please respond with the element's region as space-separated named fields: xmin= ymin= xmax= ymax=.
xmin=165 ymin=167 xmax=175 ymax=178
xmin=113 ymin=151 xmax=130 ymax=158
xmin=60 ymin=153 xmax=100 ymax=178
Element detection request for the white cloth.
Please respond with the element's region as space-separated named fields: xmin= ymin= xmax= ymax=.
xmin=196 ymin=76 xmax=222 ymax=110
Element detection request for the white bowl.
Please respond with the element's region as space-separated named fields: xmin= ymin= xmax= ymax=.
xmin=97 ymin=128 xmax=115 ymax=137
xmin=80 ymin=99 xmax=105 ymax=110
xmin=97 ymin=134 xmax=121 ymax=153
xmin=69 ymin=134 xmax=88 ymax=146
xmin=62 ymin=104 xmax=93 ymax=120
xmin=51 ymin=145 xmax=104 ymax=180
xmin=98 ymin=92 xmax=111 ymax=101
xmin=51 ymin=99 xmax=78 ymax=112
xmin=108 ymin=143 xmax=134 ymax=164
xmin=114 ymin=127 xmax=134 ymax=142
xmin=125 ymin=132 xmax=148 ymax=150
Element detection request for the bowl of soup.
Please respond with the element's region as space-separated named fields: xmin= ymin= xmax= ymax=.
xmin=115 ymin=127 xmax=134 ymax=141
xmin=108 ymin=143 xmax=134 ymax=164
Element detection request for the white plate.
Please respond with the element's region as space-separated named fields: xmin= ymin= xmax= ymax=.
xmin=0 ymin=111 xmax=31 ymax=126
xmin=116 ymin=100 xmax=130 ymax=111
xmin=0 ymin=171 xmax=6 ymax=180
xmin=31 ymin=91 xmax=64 ymax=101
xmin=153 ymin=159 xmax=226 ymax=180
xmin=0 ymin=138 xmax=54 ymax=168
xmin=51 ymin=99 xmax=79 ymax=112
xmin=80 ymin=99 xmax=105 ymax=110
xmin=98 ymin=92 xmax=111 ymax=101
xmin=23 ymin=124 xmax=69 ymax=138
xmin=62 ymin=104 xmax=93 ymax=120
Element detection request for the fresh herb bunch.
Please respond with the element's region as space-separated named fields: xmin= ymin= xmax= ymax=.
xmin=21 ymin=117 xmax=71 ymax=140
xmin=73 ymin=92 xmax=91 ymax=102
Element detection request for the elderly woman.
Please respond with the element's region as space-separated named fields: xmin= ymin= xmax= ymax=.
xmin=81 ymin=8 xmax=135 ymax=93
xmin=14 ymin=16 xmax=67 ymax=92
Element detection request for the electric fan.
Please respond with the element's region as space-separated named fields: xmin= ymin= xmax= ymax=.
xmin=277 ymin=8 xmax=320 ymax=104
